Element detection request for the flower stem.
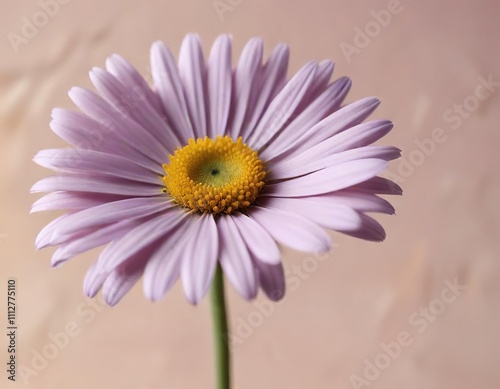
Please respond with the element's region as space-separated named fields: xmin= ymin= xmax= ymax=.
xmin=211 ymin=263 xmax=231 ymax=389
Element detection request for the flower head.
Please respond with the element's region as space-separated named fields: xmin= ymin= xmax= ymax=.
xmin=32 ymin=34 xmax=401 ymax=305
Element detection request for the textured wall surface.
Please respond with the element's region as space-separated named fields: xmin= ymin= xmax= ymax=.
xmin=1 ymin=0 xmax=499 ymax=388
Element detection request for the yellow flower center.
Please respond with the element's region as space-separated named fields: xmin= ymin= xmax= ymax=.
xmin=163 ymin=136 xmax=266 ymax=215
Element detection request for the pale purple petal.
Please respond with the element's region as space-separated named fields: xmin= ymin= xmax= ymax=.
xmin=299 ymin=60 xmax=335 ymax=109
xmin=249 ymin=206 xmax=331 ymax=253
xmin=260 ymin=76 xmax=351 ymax=159
xmin=273 ymin=97 xmax=381 ymax=161
xmin=282 ymin=191 xmax=396 ymax=214
xmin=33 ymin=148 xmax=163 ymax=184
xmin=240 ymin=43 xmax=289 ymax=139
xmin=143 ymin=218 xmax=194 ymax=301
xmin=102 ymin=253 xmax=149 ymax=306
xmin=178 ymin=33 xmax=208 ymax=139
xmin=217 ymin=216 xmax=258 ymax=300
xmin=264 ymin=159 xmax=388 ymax=197
xmin=90 ymin=67 xmax=181 ymax=151
xmin=97 ymin=209 xmax=187 ymax=273
xmin=207 ymin=35 xmax=232 ymax=137
xmin=269 ymin=145 xmax=400 ymax=180
xmin=247 ymin=61 xmax=318 ymax=149
xmin=181 ymin=214 xmax=219 ymax=304
xmin=84 ymin=260 xmax=108 ymax=298
xmin=227 ymin=37 xmax=263 ymax=140
xmin=68 ymin=87 xmax=167 ymax=165
xmin=259 ymin=197 xmax=363 ymax=232
xmin=253 ymin=260 xmax=285 ymax=301
xmin=50 ymin=109 xmax=153 ymax=168
xmin=35 ymin=214 xmax=71 ymax=249
xmin=352 ymin=176 xmax=403 ymax=195
xmin=231 ymin=213 xmax=280 ymax=265
xmin=105 ymin=53 xmax=164 ymax=114
xmin=340 ymin=213 xmax=387 ymax=242
xmin=151 ymin=41 xmax=194 ymax=141
xmin=51 ymin=219 xmax=141 ymax=268
xmin=31 ymin=192 xmax=123 ymax=213
xmin=51 ymin=197 xmax=172 ymax=240
xmin=31 ymin=175 xmax=163 ymax=196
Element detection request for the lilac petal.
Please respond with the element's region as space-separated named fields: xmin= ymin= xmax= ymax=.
xmin=151 ymin=41 xmax=194 ymax=141
xmin=253 ymin=260 xmax=285 ymax=301
xmin=97 ymin=209 xmax=187 ymax=273
xmin=50 ymin=109 xmax=147 ymax=166
xmin=217 ymin=216 xmax=258 ymax=300
xmin=274 ymin=97 xmax=381 ymax=161
xmin=260 ymin=76 xmax=351 ymax=159
xmin=227 ymin=37 xmax=263 ymax=139
xmin=68 ymin=87 xmax=167 ymax=166
xmin=50 ymin=109 xmax=102 ymax=148
xmin=181 ymin=214 xmax=219 ymax=304
xmin=35 ymin=214 xmax=71 ymax=249
xmin=272 ymin=120 xmax=394 ymax=170
xmin=31 ymin=191 xmax=122 ymax=213
xmin=51 ymin=219 xmax=141 ymax=268
xmin=352 ymin=176 xmax=403 ymax=195
xmin=143 ymin=218 xmax=193 ymax=301
xmin=105 ymin=53 xmax=164 ymax=115
xmin=269 ymin=146 xmax=400 ymax=180
xmin=178 ymin=33 xmax=208 ymax=139
xmin=341 ymin=213 xmax=386 ymax=242
xmin=31 ymin=175 xmax=163 ymax=197
xmin=231 ymin=213 xmax=280 ymax=265
xmin=249 ymin=206 xmax=331 ymax=253
xmin=240 ymin=43 xmax=289 ymax=140
xmin=300 ymin=60 xmax=335 ymax=108
xmin=90 ymin=67 xmax=181 ymax=151
xmin=259 ymin=198 xmax=362 ymax=232
xmin=33 ymin=148 xmax=163 ymax=184
xmin=50 ymin=197 xmax=172 ymax=238
xmin=207 ymin=35 xmax=232 ymax=138
xmin=321 ymin=119 xmax=394 ymax=153
xmin=84 ymin=260 xmax=108 ymax=298
xmin=247 ymin=61 xmax=318 ymax=149
xmin=102 ymin=253 xmax=149 ymax=306
xmin=292 ymin=191 xmax=396 ymax=214
xmin=264 ymin=159 xmax=388 ymax=197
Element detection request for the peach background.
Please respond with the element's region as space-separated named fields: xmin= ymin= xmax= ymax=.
xmin=1 ymin=0 xmax=499 ymax=388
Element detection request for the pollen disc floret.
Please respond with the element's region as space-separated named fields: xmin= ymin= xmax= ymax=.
xmin=163 ymin=136 xmax=266 ymax=215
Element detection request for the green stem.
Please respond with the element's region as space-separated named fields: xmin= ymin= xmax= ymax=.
xmin=211 ymin=263 xmax=231 ymax=389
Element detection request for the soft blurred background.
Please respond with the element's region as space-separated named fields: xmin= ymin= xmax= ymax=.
xmin=1 ymin=0 xmax=499 ymax=388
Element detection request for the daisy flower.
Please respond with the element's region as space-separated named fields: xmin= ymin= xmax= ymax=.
xmin=32 ymin=34 xmax=401 ymax=306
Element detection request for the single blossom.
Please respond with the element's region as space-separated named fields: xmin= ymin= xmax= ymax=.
xmin=32 ymin=34 xmax=401 ymax=306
